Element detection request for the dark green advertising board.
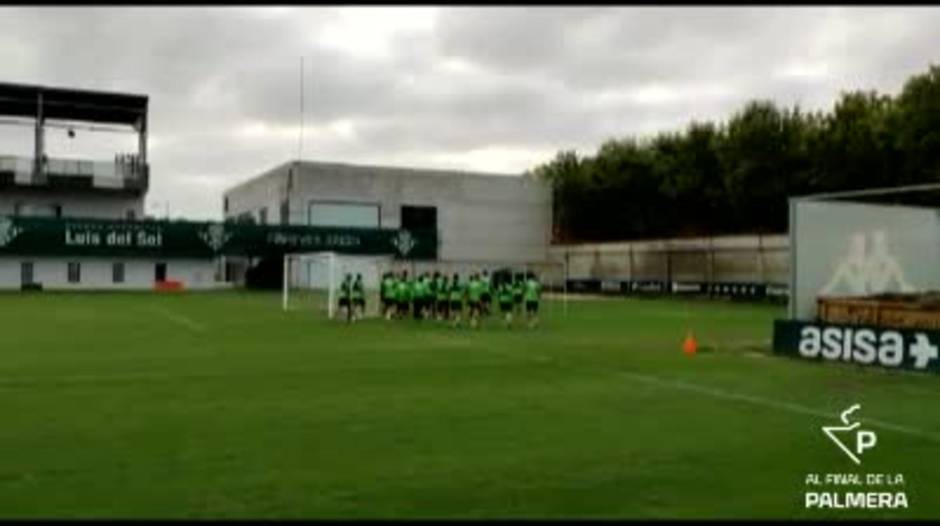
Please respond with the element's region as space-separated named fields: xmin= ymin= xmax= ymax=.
xmin=773 ymin=319 xmax=940 ymax=374
xmin=0 ymin=216 xmax=437 ymax=260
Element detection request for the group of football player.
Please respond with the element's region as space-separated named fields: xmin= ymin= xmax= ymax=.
xmin=375 ymin=269 xmax=542 ymax=329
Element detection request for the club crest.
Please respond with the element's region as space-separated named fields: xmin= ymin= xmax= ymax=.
xmin=199 ymin=223 xmax=232 ymax=252
xmin=0 ymin=217 xmax=22 ymax=247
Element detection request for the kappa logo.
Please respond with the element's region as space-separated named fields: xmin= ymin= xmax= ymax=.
xmin=823 ymin=404 xmax=878 ymax=465
xmin=199 ymin=223 xmax=232 ymax=252
xmin=0 ymin=217 xmax=22 ymax=247
xmin=392 ymin=229 xmax=416 ymax=257
xmin=820 ymin=230 xmax=915 ymax=296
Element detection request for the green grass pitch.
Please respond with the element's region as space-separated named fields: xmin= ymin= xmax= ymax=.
xmin=0 ymin=291 xmax=938 ymax=519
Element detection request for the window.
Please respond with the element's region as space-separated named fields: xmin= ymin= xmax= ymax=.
xmin=20 ymin=261 xmax=33 ymax=286
xmin=112 ymin=262 xmax=125 ymax=284
xmin=126 ymin=210 xmax=136 ymax=220
xmin=155 ymin=262 xmax=167 ymax=282
xmin=401 ymin=205 xmax=438 ymax=231
xmin=53 ymin=205 xmax=62 ymax=218
xmin=67 ymin=262 xmax=81 ymax=284
xmin=259 ymin=207 xmax=268 ymax=225
xmin=223 ymin=196 xmax=229 ymax=213
xmin=13 ymin=202 xmax=24 ymax=216
xmin=308 ymin=201 xmax=380 ymax=228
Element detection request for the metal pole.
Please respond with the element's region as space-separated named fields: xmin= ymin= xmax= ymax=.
xmin=34 ymin=91 xmax=44 ymax=184
xmin=138 ymin=114 xmax=148 ymax=165
xmin=282 ymin=255 xmax=289 ymax=312
xmin=788 ymin=199 xmax=797 ymax=319
xmin=563 ymin=252 xmax=569 ymax=318
xmin=299 ymin=56 xmax=304 ymax=161
xmin=328 ymin=252 xmax=336 ymax=319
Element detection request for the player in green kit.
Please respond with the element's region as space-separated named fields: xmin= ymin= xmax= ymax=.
xmin=339 ymin=273 xmax=353 ymax=323
xmin=436 ymin=272 xmax=449 ymax=321
xmin=396 ymin=270 xmax=411 ymax=319
xmin=524 ymin=272 xmax=542 ymax=328
xmin=497 ymin=277 xmax=515 ymax=328
xmin=381 ymin=272 xmax=396 ymax=321
xmin=351 ymin=274 xmax=365 ymax=322
xmin=419 ymin=273 xmax=432 ymax=320
xmin=512 ymin=274 xmax=524 ymax=317
xmin=426 ymin=272 xmax=437 ymax=319
xmin=480 ymin=270 xmax=492 ymax=316
xmin=449 ymin=273 xmax=465 ymax=328
xmin=410 ymin=273 xmax=423 ymax=321
xmin=424 ymin=272 xmax=434 ymax=319
xmin=467 ymin=273 xmax=484 ymax=329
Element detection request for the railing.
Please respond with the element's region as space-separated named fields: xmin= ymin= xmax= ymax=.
xmin=0 ymin=154 xmax=148 ymax=190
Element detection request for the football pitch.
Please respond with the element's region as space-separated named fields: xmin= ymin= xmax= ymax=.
xmin=1 ymin=291 xmax=938 ymax=519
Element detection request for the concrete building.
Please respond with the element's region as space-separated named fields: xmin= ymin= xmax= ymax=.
xmin=223 ymin=160 xmax=553 ymax=265
xmin=0 ymin=82 xmax=219 ymax=290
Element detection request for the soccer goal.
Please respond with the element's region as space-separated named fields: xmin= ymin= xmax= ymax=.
xmin=282 ymin=252 xmax=394 ymax=319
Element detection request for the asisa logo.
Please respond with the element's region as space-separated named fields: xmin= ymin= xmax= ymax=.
xmin=798 ymin=325 xmax=938 ymax=370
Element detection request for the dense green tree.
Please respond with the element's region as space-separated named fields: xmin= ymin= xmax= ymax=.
xmin=535 ymin=63 xmax=940 ymax=242
xmin=895 ymin=65 xmax=940 ymax=184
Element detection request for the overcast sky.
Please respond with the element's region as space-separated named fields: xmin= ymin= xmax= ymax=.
xmin=1 ymin=6 xmax=939 ymax=220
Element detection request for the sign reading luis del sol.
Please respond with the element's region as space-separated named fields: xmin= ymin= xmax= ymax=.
xmin=0 ymin=216 xmax=437 ymax=260
xmin=773 ymin=319 xmax=940 ymax=373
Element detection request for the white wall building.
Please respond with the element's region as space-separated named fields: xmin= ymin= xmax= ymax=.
xmin=223 ymin=159 xmax=554 ymax=265
xmin=0 ymin=82 xmax=222 ymax=291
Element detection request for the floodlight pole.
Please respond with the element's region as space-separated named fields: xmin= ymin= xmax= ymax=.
xmin=298 ymin=56 xmax=304 ymax=162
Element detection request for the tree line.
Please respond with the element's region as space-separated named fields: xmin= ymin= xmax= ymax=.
xmin=532 ymin=64 xmax=940 ymax=243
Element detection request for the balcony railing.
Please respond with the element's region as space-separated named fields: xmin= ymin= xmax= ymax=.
xmin=0 ymin=154 xmax=148 ymax=192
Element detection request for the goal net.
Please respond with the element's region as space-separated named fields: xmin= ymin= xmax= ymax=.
xmin=282 ymin=252 xmax=394 ymax=319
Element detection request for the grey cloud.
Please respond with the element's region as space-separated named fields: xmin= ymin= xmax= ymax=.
xmin=1 ymin=7 xmax=939 ymax=219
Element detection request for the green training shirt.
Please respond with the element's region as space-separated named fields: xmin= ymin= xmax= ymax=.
xmin=498 ymin=282 xmax=514 ymax=304
xmin=449 ymin=280 xmax=464 ymax=302
xmin=381 ymin=276 xmax=394 ymax=300
xmin=390 ymin=277 xmax=400 ymax=301
xmin=396 ymin=279 xmax=410 ymax=302
xmin=351 ymin=279 xmax=364 ymax=300
xmin=436 ymin=278 xmax=449 ymax=301
xmin=468 ymin=279 xmax=483 ymax=302
xmin=513 ymin=280 xmax=524 ymax=298
xmin=481 ymin=275 xmax=492 ymax=295
xmin=415 ymin=278 xmax=427 ymax=300
xmin=524 ymin=278 xmax=541 ymax=302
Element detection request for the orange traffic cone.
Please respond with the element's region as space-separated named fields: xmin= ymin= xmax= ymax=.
xmin=683 ymin=332 xmax=698 ymax=355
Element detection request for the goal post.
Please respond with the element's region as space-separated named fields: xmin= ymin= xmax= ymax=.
xmin=282 ymin=252 xmax=394 ymax=319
